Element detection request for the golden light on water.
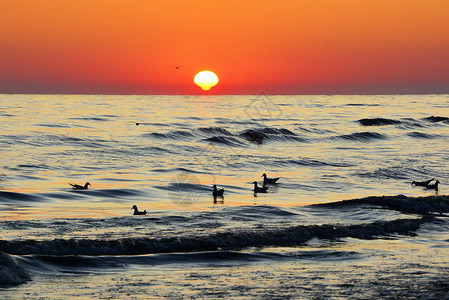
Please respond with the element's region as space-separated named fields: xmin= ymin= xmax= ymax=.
xmin=194 ymin=71 xmax=219 ymax=91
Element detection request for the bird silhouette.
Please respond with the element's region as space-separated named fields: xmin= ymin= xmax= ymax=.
xmin=252 ymin=181 xmax=268 ymax=193
xmin=425 ymin=180 xmax=440 ymax=191
xmin=261 ymin=173 xmax=279 ymax=184
xmin=69 ymin=182 xmax=91 ymax=190
xmin=212 ymin=185 xmax=224 ymax=196
xmin=132 ymin=205 xmax=147 ymax=215
xmin=411 ymin=178 xmax=434 ymax=187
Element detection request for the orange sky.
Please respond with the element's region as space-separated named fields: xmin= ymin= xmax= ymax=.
xmin=0 ymin=0 xmax=448 ymax=94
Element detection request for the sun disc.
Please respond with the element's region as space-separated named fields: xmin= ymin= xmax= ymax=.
xmin=194 ymin=71 xmax=219 ymax=91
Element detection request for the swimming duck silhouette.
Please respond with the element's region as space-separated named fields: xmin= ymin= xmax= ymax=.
xmin=253 ymin=181 xmax=268 ymax=193
xmin=212 ymin=185 xmax=224 ymax=196
xmin=411 ymin=178 xmax=434 ymax=187
xmin=261 ymin=173 xmax=279 ymax=184
xmin=425 ymin=180 xmax=440 ymax=191
xmin=69 ymin=182 xmax=91 ymax=190
xmin=132 ymin=205 xmax=147 ymax=215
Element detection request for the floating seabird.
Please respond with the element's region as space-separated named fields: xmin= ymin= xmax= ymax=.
xmin=425 ymin=180 xmax=440 ymax=191
xmin=262 ymin=173 xmax=279 ymax=184
xmin=69 ymin=182 xmax=91 ymax=190
xmin=253 ymin=181 xmax=268 ymax=193
xmin=132 ymin=205 xmax=147 ymax=215
xmin=212 ymin=185 xmax=224 ymax=196
xmin=411 ymin=178 xmax=434 ymax=187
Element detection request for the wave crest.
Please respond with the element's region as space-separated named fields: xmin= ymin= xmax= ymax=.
xmin=202 ymin=136 xmax=247 ymax=147
xmin=239 ymin=128 xmax=305 ymax=144
xmin=422 ymin=116 xmax=449 ymax=123
xmin=337 ymin=132 xmax=387 ymax=141
xmin=315 ymin=195 xmax=449 ymax=215
xmin=0 ymin=218 xmax=427 ymax=256
xmin=358 ymin=118 xmax=401 ymax=126
xmin=0 ymin=252 xmax=30 ymax=286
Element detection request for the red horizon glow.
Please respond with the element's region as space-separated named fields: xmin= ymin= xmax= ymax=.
xmin=0 ymin=0 xmax=448 ymax=95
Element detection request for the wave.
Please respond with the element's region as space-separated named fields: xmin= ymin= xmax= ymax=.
xmin=395 ymin=118 xmax=426 ymax=129
xmin=345 ymin=103 xmax=380 ymax=107
xmin=297 ymin=126 xmax=335 ymax=135
xmin=0 ymin=188 xmax=147 ymax=204
xmin=17 ymin=163 xmax=51 ymax=170
xmin=422 ymin=116 xmax=449 ymax=123
xmin=0 ymin=217 xmax=428 ymax=257
xmin=5 ymin=248 xmax=360 ymax=285
xmin=77 ymin=188 xmax=145 ymax=198
xmin=0 ymin=252 xmax=30 ymax=286
xmin=28 ymin=249 xmax=359 ymax=270
xmin=406 ymin=132 xmax=438 ymax=139
xmin=358 ymin=118 xmax=402 ymax=126
xmin=22 ymin=135 xmax=112 ymax=148
xmin=239 ymin=128 xmax=306 ymax=144
xmin=151 ymin=167 xmax=202 ymax=175
xmin=336 ymin=132 xmax=387 ymax=141
xmin=315 ymin=194 xmax=449 ymax=215
xmin=142 ymin=130 xmax=195 ymax=140
xmin=142 ymin=126 xmax=305 ymax=145
xmin=216 ymin=119 xmax=260 ymax=126
xmin=202 ymin=136 xmax=247 ymax=147
xmin=229 ymin=205 xmax=298 ymax=218
xmin=357 ymin=116 xmax=449 ymax=128
xmin=70 ymin=117 xmax=111 ymax=122
xmin=36 ymin=123 xmax=71 ymax=128
xmin=0 ymin=191 xmax=45 ymax=203
xmin=356 ymin=166 xmax=412 ymax=180
xmin=238 ymin=129 xmax=265 ymax=144
xmin=196 ymin=127 xmax=233 ymax=136
xmin=261 ymin=128 xmax=296 ymax=135
xmin=273 ymin=158 xmax=353 ymax=168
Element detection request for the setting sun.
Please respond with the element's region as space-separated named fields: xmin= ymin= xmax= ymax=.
xmin=194 ymin=71 xmax=219 ymax=91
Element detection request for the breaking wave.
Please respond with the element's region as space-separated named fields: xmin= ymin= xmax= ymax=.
xmin=0 ymin=252 xmax=30 ymax=286
xmin=0 ymin=217 xmax=428 ymax=257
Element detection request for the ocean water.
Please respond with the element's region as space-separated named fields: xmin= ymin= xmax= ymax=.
xmin=1 ymin=94 xmax=449 ymax=298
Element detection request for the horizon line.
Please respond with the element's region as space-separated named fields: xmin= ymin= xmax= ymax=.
xmin=1 ymin=92 xmax=448 ymax=97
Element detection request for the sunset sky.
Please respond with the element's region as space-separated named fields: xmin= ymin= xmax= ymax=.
xmin=1 ymin=0 xmax=448 ymax=95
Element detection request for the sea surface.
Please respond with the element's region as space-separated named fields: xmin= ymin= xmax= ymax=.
xmin=1 ymin=94 xmax=449 ymax=299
